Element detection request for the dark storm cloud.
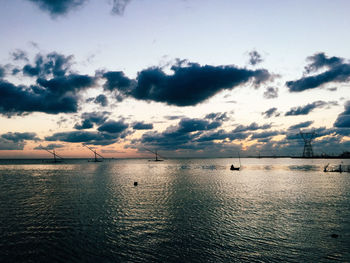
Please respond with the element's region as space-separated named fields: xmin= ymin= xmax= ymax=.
xmin=248 ymin=50 xmax=263 ymax=66
xmin=286 ymin=53 xmax=350 ymax=92
xmin=233 ymin=122 xmax=271 ymax=133
xmin=334 ymin=100 xmax=350 ymax=128
xmin=285 ymin=100 xmax=333 ymax=116
xmin=132 ymin=122 xmax=153 ymax=130
xmin=263 ymin=86 xmax=278 ymax=99
xmin=103 ymin=61 xmax=273 ymax=106
xmin=22 ymin=52 xmax=74 ymax=78
xmin=45 ymin=131 xmax=122 ymax=146
xmin=288 ymin=121 xmax=314 ymax=130
xmin=97 ymin=120 xmax=129 ymax=134
xmin=262 ymin=107 xmax=280 ymax=118
xmin=27 ymin=0 xmax=87 ymax=17
xmin=0 ymin=73 xmax=95 ymax=116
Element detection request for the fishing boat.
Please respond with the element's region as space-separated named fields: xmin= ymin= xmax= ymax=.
xmin=144 ymin=147 xmax=165 ymax=162
xmin=230 ymin=152 xmax=241 ymax=171
xmin=83 ymin=144 xmax=104 ymax=162
xmin=41 ymin=148 xmax=64 ymax=163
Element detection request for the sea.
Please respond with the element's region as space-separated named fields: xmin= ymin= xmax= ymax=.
xmin=1 ymin=158 xmax=350 ymax=262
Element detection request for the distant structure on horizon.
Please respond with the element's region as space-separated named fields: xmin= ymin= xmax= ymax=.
xmin=300 ymin=131 xmax=316 ymax=158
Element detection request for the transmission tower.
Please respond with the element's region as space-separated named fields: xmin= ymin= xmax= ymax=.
xmin=299 ymin=131 xmax=316 ymax=158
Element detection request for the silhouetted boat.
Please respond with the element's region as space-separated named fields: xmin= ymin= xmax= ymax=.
xmin=83 ymin=144 xmax=104 ymax=162
xmin=40 ymin=147 xmax=64 ymax=163
xmin=230 ymin=152 xmax=241 ymax=171
xmin=144 ymin=147 xmax=165 ymax=162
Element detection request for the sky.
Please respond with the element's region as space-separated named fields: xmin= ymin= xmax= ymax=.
xmin=0 ymin=0 xmax=350 ymax=158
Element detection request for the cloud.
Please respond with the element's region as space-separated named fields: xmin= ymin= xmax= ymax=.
xmin=26 ymin=0 xmax=87 ymax=17
xmin=132 ymin=122 xmax=153 ymax=130
xmin=0 ymin=138 xmax=25 ymax=150
xmin=111 ymin=0 xmax=132 ymax=15
xmin=74 ymin=111 xmax=111 ymax=130
xmin=334 ymin=100 xmax=350 ymax=128
xmin=34 ymin=143 xmax=64 ymax=150
xmin=0 ymin=51 xmax=96 ymax=116
xmin=263 ymin=86 xmax=278 ymax=99
xmin=233 ymin=122 xmax=271 ymax=132
xmin=45 ymin=131 xmax=122 ymax=145
xmin=286 ymin=53 xmax=350 ymax=92
xmin=97 ymin=120 xmax=129 ymax=134
xmin=0 ymin=73 xmax=95 ymax=116
xmin=94 ymin=94 xmax=108 ymax=107
xmin=102 ymin=71 xmax=134 ymax=91
xmin=262 ymin=107 xmax=280 ymax=118
xmin=248 ymin=50 xmax=263 ymax=65
xmin=164 ymin=115 xmax=186 ymax=120
xmin=27 ymin=0 xmax=132 ymax=17
xmin=288 ymin=121 xmax=314 ymax=130
xmin=74 ymin=119 xmax=93 ymax=130
xmin=103 ymin=61 xmax=273 ymax=106
xmin=22 ymin=52 xmax=74 ymax=78
xmin=0 ymin=132 xmax=40 ymax=150
xmin=250 ymin=130 xmax=280 ymax=140
xmin=285 ymin=100 xmax=332 ymax=116
xmin=205 ymin=112 xmax=229 ymax=121
xmin=304 ymin=52 xmax=344 ymax=74
xmin=137 ymin=117 xmax=224 ymax=150
xmin=177 ymin=118 xmax=221 ymax=133
xmin=1 ymin=132 xmax=39 ymax=142
xmin=11 ymin=49 xmax=29 ymax=62
xmin=0 ymin=66 xmax=5 ymax=78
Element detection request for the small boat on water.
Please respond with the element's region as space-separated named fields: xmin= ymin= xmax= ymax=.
xmin=230 ymin=165 xmax=240 ymax=171
xmin=41 ymin=147 xmax=64 ymax=163
xmin=230 ymin=152 xmax=241 ymax=171
xmin=83 ymin=144 xmax=104 ymax=162
xmin=144 ymin=147 xmax=165 ymax=162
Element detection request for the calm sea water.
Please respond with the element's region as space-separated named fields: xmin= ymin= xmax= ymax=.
xmin=1 ymin=158 xmax=350 ymax=262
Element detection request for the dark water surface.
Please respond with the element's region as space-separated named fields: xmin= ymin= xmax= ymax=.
xmin=1 ymin=158 xmax=350 ymax=262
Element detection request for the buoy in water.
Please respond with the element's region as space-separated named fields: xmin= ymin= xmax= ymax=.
xmin=134 ymin=182 xmax=138 ymax=186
